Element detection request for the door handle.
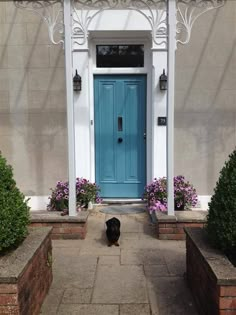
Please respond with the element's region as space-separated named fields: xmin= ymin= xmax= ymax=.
xmin=118 ymin=117 xmax=123 ymax=131
xmin=143 ymin=133 xmax=146 ymax=140
xmin=118 ymin=138 xmax=123 ymax=143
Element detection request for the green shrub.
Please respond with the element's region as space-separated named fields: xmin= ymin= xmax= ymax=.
xmin=0 ymin=152 xmax=30 ymax=254
xmin=206 ymin=148 xmax=236 ymax=257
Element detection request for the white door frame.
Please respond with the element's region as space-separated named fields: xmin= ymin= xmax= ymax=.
xmin=88 ymin=36 xmax=153 ymax=188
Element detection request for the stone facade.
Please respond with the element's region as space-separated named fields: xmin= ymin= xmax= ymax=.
xmin=0 ymin=1 xmax=236 ymax=203
xmin=0 ymin=2 xmax=67 ymax=198
xmin=175 ymin=1 xmax=236 ymax=196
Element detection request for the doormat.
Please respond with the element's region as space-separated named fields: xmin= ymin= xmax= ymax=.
xmin=100 ymin=205 xmax=146 ymax=214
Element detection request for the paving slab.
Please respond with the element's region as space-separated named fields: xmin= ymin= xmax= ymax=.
xmin=121 ymin=249 xmax=166 ymax=265
xmin=57 ymin=304 xmax=119 ymax=315
xmin=92 ymin=265 xmax=149 ymax=304
xmin=120 ymin=304 xmax=151 ymax=315
xmin=98 ymin=255 xmax=120 ymax=265
xmin=144 ymin=264 xmax=169 ymax=277
xmin=40 ymin=210 xmax=199 ymax=315
xmin=62 ymin=288 xmax=93 ymax=304
xmin=147 ymin=276 xmax=198 ymax=315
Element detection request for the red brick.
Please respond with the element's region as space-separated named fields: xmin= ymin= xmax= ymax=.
xmin=30 ymin=223 xmax=43 ymax=227
xmin=58 ymin=227 xmax=71 ymax=233
xmin=159 ymin=227 xmax=175 ymax=234
xmin=184 ymin=223 xmax=204 ymax=228
xmin=165 ymin=223 xmax=177 ymax=228
xmin=0 ymin=231 xmax=53 ymax=315
xmin=174 ymin=227 xmax=185 ymax=234
xmin=0 ymin=294 xmax=17 ymax=305
xmin=0 ymin=305 xmax=19 ymax=314
xmin=51 ymin=223 xmax=63 ymax=228
xmin=220 ymin=311 xmax=236 ymax=315
xmin=62 ymin=233 xmax=85 ymax=239
xmin=219 ymin=297 xmax=236 ymax=309
xmin=51 ymin=234 xmax=64 ymax=240
xmin=51 ymin=227 xmax=62 ymax=234
xmin=220 ymin=286 xmax=236 ymax=297
xmin=0 ymin=285 xmax=17 ymax=294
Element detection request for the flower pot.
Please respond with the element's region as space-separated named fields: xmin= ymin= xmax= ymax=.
xmin=174 ymin=199 xmax=185 ymax=211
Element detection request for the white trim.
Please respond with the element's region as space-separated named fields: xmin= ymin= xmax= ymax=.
xmin=26 ymin=196 xmax=49 ymax=211
xmin=89 ymin=35 xmax=153 ymax=186
xmin=196 ymin=195 xmax=211 ymax=211
xmin=64 ymin=0 xmax=77 ymax=216
xmin=167 ymin=0 xmax=176 ymax=216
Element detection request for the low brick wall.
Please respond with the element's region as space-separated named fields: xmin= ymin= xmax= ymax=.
xmin=185 ymin=228 xmax=236 ymax=315
xmin=155 ymin=211 xmax=207 ymax=240
xmin=30 ymin=211 xmax=89 ymax=239
xmin=0 ymin=227 xmax=53 ymax=315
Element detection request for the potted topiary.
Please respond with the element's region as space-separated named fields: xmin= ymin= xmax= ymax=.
xmin=0 ymin=152 xmax=53 ymax=314
xmin=185 ymin=148 xmax=236 ymax=315
xmin=0 ymin=152 xmax=30 ymax=253
xmin=206 ymin=148 xmax=236 ymax=266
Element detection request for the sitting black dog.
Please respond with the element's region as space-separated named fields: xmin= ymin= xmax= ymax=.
xmin=106 ymin=217 xmax=121 ymax=247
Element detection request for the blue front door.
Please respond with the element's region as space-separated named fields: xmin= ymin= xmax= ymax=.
xmin=94 ymin=75 xmax=146 ymax=198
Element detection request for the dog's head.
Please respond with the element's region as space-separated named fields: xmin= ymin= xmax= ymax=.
xmin=106 ymin=217 xmax=121 ymax=228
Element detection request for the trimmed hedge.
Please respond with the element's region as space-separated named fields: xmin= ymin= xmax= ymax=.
xmin=0 ymin=152 xmax=30 ymax=254
xmin=206 ymin=148 xmax=236 ymax=257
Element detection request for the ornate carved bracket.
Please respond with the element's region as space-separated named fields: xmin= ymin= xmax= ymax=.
xmin=14 ymin=0 xmax=64 ymax=45
xmin=72 ymin=0 xmax=167 ymax=50
xmin=176 ymin=0 xmax=226 ymax=46
xmin=14 ymin=0 xmax=227 ymax=49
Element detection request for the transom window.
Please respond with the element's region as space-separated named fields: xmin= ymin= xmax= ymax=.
xmin=96 ymin=45 xmax=144 ymax=68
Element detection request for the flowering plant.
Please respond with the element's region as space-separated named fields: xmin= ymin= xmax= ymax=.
xmin=143 ymin=175 xmax=198 ymax=213
xmin=47 ymin=178 xmax=102 ymax=212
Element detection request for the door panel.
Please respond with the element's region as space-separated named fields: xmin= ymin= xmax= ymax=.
xmin=94 ymin=75 xmax=146 ymax=198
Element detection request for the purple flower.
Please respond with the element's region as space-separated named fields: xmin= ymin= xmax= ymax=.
xmin=47 ymin=177 xmax=102 ymax=211
xmin=143 ymin=175 xmax=198 ymax=213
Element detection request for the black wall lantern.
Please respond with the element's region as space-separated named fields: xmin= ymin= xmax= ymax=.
xmin=159 ymin=69 xmax=167 ymax=91
xmin=73 ymin=70 xmax=82 ymax=91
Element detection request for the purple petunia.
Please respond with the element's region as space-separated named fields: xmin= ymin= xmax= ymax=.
xmin=143 ymin=176 xmax=198 ymax=213
xmin=47 ymin=177 xmax=102 ymax=212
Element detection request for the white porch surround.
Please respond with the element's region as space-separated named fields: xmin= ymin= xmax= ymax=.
xmin=167 ymin=0 xmax=176 ymax=215
xmin=64 ymin=0 xmax=77 ymax=216
xmin=14 ymin=0 xmax=226 ymax=215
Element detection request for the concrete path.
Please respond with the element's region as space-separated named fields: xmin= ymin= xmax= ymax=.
xmin=40 ymin=209 xmax=199 ymax=315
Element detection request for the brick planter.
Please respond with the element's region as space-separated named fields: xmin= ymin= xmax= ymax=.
xmin=0 ymin=227 xmax=53 ymax=315
xmin=155 ymin=210 xmax=207 ymax=240
xmin=185 ymin=227 xmax=236 ymax=315
xmin=30 ymin=210 xmax=89 ymax=239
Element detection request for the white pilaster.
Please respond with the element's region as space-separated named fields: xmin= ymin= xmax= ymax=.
xmin=64 ymin=0 xmax=77 ymax=216
xmin=167 ymin=0 xmax=176 ymax=216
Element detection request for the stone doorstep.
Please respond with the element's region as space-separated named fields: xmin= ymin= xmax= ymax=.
xmin=30 ymin=211 xmax=89 ymax=240
xmin=155 ymin=210 xmax=207 ymax=240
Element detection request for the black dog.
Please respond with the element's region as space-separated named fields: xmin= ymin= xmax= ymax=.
xmin=106 ymin=217 xmax=121 ymax=247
